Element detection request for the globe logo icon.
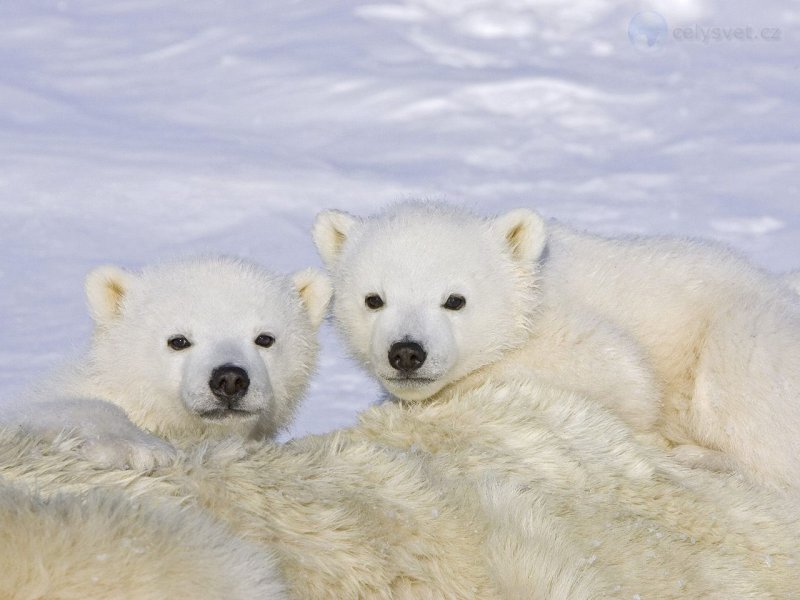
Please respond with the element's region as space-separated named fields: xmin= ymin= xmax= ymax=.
xmin=628 ymin=11 xmax=668 ymax=53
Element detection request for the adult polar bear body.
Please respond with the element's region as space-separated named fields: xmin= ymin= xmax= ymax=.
xmin=0 ymin=480 xmax=287 ymax=600
xmin=1 ymin=257 xmax=330 ymax=468
xmin=2 ymin=374 xmax=799 ymax=599
xmin=313 ymin=203 xmax=800 ymax=491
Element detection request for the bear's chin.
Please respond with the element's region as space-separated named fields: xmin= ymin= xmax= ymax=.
xmin=383 ymin=377 xmax=444 ymax=402
xmin=195 ymin=408 xmax=260 ymax=422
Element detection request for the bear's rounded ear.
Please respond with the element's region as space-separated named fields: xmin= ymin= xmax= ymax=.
xmin=85 ymin=266 xmax=135 ymax=325
xmin=312 ymin=210 xmax=361 ymax=269
xmin=490 ymin=208 xmax=547 ymax=263
xmin=291 ymin=268 xmax=332 ymax=329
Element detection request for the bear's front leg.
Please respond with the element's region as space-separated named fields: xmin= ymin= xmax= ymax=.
xmin=1 ymin=397 xmax=176 ymax=470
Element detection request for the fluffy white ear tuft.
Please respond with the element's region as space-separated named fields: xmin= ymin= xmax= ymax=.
xmin=312 ymin=210 xmax=360 ymax=269
xmin=85 ymin=266 xmax=135 ymax=325
xmin=491 ymin=208 xmax=547 ymax=263
xmin=292 ymin=268 xmax=333 ymax=328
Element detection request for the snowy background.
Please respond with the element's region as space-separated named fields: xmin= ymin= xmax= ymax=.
xmin=1 ymin=0 xmax=797 ymax=438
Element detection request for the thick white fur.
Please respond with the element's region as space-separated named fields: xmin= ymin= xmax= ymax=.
xmin=0 ymin=257 xmax=330 ymax=469
xmin=2 ymin=375 xmax=798 ymax=598
xmin=0 ymin=479 xmax=286 ymax=600
xmin=314 ymin=202 xmax=800 ymax=492
xmin=544 ymin=222 xmax=800 ymax=490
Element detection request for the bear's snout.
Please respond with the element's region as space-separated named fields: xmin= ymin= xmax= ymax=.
xmin=209 ymin=365 xmax=250 ymax=404
xmin=388 ymin=341 xmax=427 ymax=372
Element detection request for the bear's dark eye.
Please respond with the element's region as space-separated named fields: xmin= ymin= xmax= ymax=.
xmin=255 ymin=333 xmax=276 ymax=348
xmin=443 ymin=294 xmax=466 ymax=311
xmin=167 ymin=335 xmax=192 ymax=351
xmin=365 ymin=294 xmax=385 ymax=310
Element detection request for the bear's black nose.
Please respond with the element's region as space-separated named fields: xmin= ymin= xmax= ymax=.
xmin=209 ymin=365 xmax=250 ymax=403
xmin=388 ymin=341 xmax=427 ymax=372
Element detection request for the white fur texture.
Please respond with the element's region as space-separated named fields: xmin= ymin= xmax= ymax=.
xmin=2 ymin=374 xmax=798 ymax=598
xmin=315 ymin=202 xmax=800 ymax=492
xmin=1 ymin=257 xmax=330 ymax=468
xmin=0 ymin=480 xmax=286 ymax=600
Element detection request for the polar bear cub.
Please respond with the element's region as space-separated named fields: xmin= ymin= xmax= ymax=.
xmin=314 ymin=203 xmax=660 ymax=426
xmin=1 ymin=257 xmax=330 ymax=468
xmin=314 ymin=202 xmax=800 ymax=492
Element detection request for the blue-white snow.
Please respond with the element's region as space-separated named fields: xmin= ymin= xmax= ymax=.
xmin=1 ymin=0 xmax=798 ymax=438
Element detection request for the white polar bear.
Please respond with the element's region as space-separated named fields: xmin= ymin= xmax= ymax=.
xmin=313 ymin=202 xmax=800 ymax=492
xmin=0 ymin=479 xmax=287 ymax=600
xmin=1 ymin=257 xmax=331 ymax=468
xmin=2 ymin=374 xmax=799 ymax=598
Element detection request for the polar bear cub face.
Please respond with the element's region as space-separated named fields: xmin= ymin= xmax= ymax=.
xmin=314 ymin=203 xmax=545 ymax=401
xmin=85 ymin=258 xmax=331 ymax=439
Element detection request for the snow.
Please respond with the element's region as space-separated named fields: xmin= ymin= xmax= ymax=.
xmin=0 ymin=0 xmax=798 ymax=439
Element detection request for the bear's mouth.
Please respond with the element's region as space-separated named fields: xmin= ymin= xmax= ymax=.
xmin=385 ymin=376 xmax=436 ymax=385
xmin=196 ymin=408 xmax=257 ymax=421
